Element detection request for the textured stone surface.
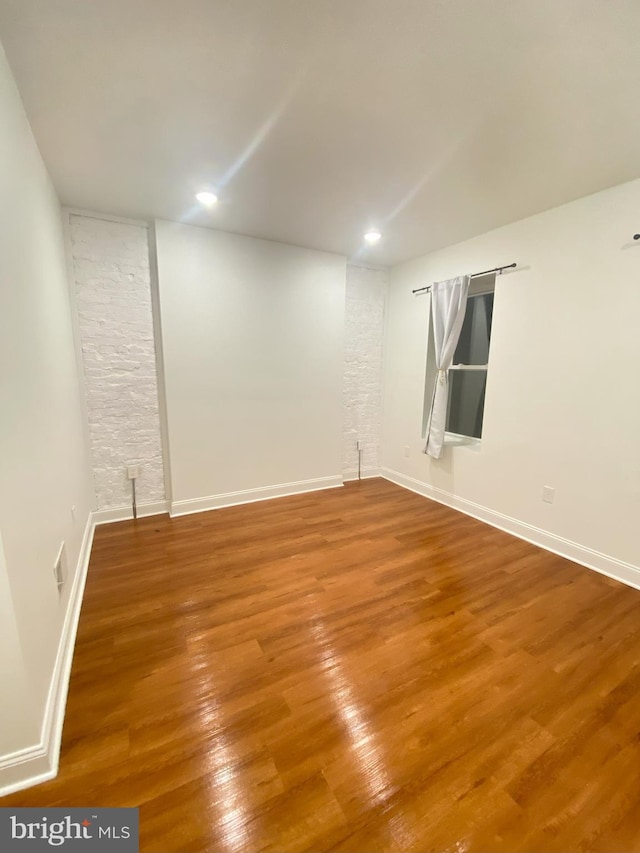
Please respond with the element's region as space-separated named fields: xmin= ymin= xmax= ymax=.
xmin=69 ymin=214 xmax=165 ymax=509
xmin=343 ymin=264 xmax=388 ymax=476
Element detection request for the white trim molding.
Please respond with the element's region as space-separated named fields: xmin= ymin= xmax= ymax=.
xmin=342 ymin=467 xmax=382 ymax=483
xmin=0 ymin=512 xmax=96 ymax=797
xmin=171 ymin=476 xmax=343 ymax=517
xmin=93 ymin=501 xmax=170 ymax=525
xmin=381 ymin=468 xmax=640 ymax=591
xmin=0 ymin=743 xmax=53 ymax=797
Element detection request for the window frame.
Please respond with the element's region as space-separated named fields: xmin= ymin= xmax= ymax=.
xmin=443 ymin=274 xmax=495 ymax=445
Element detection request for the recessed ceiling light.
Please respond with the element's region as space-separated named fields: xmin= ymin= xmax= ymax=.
xmin=196 ymin=191 xmax=218 ymax=207
xmin=364 ymin=230 xmax=381 ymax=245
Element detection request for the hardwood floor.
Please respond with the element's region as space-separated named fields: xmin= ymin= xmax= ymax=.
xmin=3 ymin=478 xmax=640 ymax=852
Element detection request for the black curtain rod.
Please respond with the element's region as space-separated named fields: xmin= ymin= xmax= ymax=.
xmin=412 ymin=262 xmax=517 ymax=295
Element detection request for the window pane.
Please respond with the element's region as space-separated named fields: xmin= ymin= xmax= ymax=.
xmin=446 ymin=369 xmax=487 ymax=439
xmin=453 ymin=292 xmax=493 ymax=365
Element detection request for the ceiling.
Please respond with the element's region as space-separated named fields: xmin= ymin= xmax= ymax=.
xmin=1 ymin=0 xmax=639 ymax=267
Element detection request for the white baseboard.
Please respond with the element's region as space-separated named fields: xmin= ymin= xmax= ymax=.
xmin=170 ymin=476 xmax=343 ymax=517
xmin=93 ymin=500 xmax=169 ymax=525
xmin=381 ymin=467 xmax=640 ymax=591
xmin=0 ymin=745 xmax=54 ymax=797
xmin=0 ymin=511 xmax=96 ymax=797
xmin=343 ymin=467 xmax=381 ymax=482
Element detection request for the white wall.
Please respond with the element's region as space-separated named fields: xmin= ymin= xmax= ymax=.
xmin=0 ymin=43 xmax=93 ymax=780
xmin=343 ymin=264 xmax=388 ymax=478
xmin=67 ymin=213 xmax=166 ymax=515
xmin=154 ymin=221 xmax=346 ymax=512
xmin=0 ymin=532 xmax=39 ymax=758
xmin=382 ymin=178 xmax=640 ymax=580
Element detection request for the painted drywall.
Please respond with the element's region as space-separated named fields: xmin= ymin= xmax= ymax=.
xmin=68 ymin=213 xmax=166 ymax=513
xmin=343 ymin=265 xmax=388 ymax=478
xmin=0 ymin=532 xmax=38 ymax=757
xmin=0 ymin=42 xmax=93 ymax=763
xmin=154 ymin=221 xmax=346 ymax=511
xmin=382 ymin=177 xmax=640 ymax=574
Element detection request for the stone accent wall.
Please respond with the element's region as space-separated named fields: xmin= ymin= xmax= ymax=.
xmin=343 ymin=264 xmax=388 ymax=477
xmin=68 ymin=214 xmax=165 ymax=510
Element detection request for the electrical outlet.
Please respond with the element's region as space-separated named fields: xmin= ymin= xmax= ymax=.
xmin=542 ymin=486 xmax=555 ymax=504
xmin=53 ymin=542 xmax=67 ymax=592
xmin=126 ymin=465 xmax=140 ymax=480
xmin=403 ymin=446 xmax=410 ymax=458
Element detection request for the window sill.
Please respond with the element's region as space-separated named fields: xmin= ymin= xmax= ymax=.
xmin=444 ymin=432 xmax=482 ymax=451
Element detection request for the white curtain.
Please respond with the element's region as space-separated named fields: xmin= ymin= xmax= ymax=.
xmin=424 ymin=275 xmax=470 ymax=458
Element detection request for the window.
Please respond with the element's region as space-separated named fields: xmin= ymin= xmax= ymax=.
xmin=445 ymin=275 xmax=495 ymax=441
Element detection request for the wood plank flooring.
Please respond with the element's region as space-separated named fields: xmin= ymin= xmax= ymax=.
xmin=3 ymin=478 xmax=640 ymax=852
